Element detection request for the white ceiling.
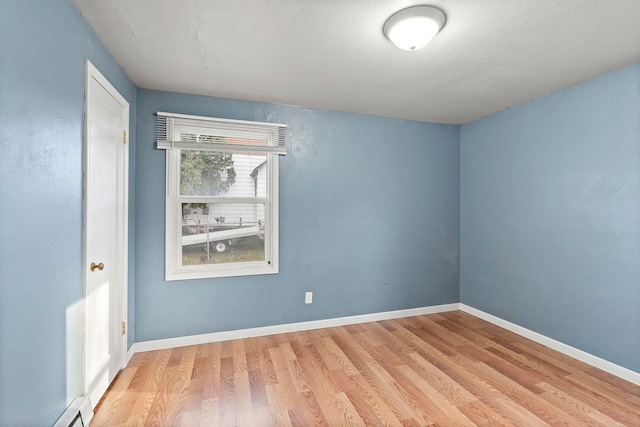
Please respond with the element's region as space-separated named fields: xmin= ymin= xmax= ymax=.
xmin=72 ymin=0 xmax=640 ymax=125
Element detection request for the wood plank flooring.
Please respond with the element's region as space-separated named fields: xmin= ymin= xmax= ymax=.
xmin=92 ymin=311 xmax=640 ymax=426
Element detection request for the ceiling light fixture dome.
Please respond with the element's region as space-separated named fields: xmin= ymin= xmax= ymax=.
xmin=383 ymin=5 xmax=445 ymax=51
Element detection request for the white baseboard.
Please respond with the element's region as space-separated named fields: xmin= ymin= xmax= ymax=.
xmin=53 ymin=396 xmax=93 ymax=427
xmin=131 ymin=303 xmax=460 ymax=354
xmin=460 ymin=304 xmax=640 ymax=386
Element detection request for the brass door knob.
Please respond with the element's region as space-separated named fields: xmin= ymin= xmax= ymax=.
xmin=90 ymin=262 xmax=104 ymax=271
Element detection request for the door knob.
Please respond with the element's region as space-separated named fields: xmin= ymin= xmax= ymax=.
xmin=90 ymin=262 xmax=104 ymax=271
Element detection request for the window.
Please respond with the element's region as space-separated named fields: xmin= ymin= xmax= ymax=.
xmin=157 ymin=112 xmax=286 ymax=280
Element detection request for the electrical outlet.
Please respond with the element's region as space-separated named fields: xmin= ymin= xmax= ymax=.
xmin=305 ymin=292 xmax=313 ymax=304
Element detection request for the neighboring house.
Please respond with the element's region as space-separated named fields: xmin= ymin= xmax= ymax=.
xmin=250 ymin=160 xmax=267 ymax=198
xmin=184 ymin=153 xmax=266 ymax=228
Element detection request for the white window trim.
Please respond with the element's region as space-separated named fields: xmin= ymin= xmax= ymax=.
xmin=160 ymin=113 xmax=284 ymax=281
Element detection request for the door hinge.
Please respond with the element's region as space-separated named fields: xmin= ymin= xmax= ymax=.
xmin=123 ymin=130 xmax=127 ymax=144
xmin=121 ymin=321 xmax=126 ymax=335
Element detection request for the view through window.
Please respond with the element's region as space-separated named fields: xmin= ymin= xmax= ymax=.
xmin=180 ymin=149 xmax=267 ymax=266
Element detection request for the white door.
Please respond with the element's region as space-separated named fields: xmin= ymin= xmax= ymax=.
xmin=84 ymin=61 xmax=129 ymax=408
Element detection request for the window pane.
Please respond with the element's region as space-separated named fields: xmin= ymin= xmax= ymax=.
xmin=181 ymin=202 xmax=266 ymax=265
xmin=180 ymin=151 xmax=266 ymax=197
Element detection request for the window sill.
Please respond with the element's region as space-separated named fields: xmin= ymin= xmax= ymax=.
xmin=165 ymin=263 xmax=278 ymax=281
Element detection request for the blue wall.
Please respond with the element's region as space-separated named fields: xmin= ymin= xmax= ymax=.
xmin=135 ymin=89 xmax=460 ymax=342
xmin=0 ymin=0 xmax=136 ymax=425
xmin=461 ymin=63 xmax=640 ymax=372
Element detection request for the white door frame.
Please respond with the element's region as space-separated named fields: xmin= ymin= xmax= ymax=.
xmin=83 ymin=60 xmax=129 ymax=404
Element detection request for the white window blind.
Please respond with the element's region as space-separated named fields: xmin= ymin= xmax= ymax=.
xmin=156 ymin=112 xmax=287 ymax=155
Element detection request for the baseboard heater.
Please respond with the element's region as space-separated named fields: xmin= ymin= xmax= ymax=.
xmin=53 ymin=397 xmax=93 ymax=427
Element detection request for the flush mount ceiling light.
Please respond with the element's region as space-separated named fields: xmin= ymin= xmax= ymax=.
xmin=383 ymin=5 xmax=446 ymax=51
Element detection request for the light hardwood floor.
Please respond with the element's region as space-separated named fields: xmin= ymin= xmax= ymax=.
xmin=92 ymin=311 xmax=640 ymax=426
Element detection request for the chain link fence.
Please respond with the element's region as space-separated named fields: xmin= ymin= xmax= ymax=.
xmin=181 ymin=204 xmax=265 ymax=265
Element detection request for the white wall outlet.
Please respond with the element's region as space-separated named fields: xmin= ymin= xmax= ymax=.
xmin=305 ymin=292 xmax=313 ymax=304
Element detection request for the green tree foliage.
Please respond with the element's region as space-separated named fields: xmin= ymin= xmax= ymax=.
xmin=180 ymin=151 xmax=236 ymax=196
